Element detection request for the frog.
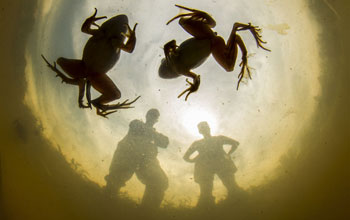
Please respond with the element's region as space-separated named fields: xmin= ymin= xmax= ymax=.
xmin=159 ymin=5 xmax=271 ymax=101
xmin=42 ymin=8 xmax=140 ymax=117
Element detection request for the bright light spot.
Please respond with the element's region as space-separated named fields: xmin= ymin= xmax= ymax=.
xmin=180 ymin=106 xmax=217 ymax=137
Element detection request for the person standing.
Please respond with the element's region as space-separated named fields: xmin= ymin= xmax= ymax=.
xmin=105 ymin=109 xmax=169 ymax=208
xmin=183 ymin=121 xmax=240 ymax=207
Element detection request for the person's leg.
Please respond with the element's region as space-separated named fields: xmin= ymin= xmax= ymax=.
xmin=218 ymin=174 xmax=238 ymax=197
xmin=197 ymin=180 xmax=215 ymax=208
xmin=194 ymin=164 xmax=215 ymax=207
xmin=136 ymin=159 xmax=168 ymax=208
xmin=217 ymin=160 xmax=240 ymax=198
xmin=104 ymin=159 xmax=135 ymax=198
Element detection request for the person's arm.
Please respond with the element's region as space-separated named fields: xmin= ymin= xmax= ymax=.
xmin=183 ymin=143 xmax=198 ymax=163
xmin=218 ymin=135 xmax=240 ymax=155
xmin=152 ymin=131 xmax=169 ymax=148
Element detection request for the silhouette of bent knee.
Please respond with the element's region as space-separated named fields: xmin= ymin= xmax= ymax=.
xmin=57 ymin=57 xmax=86 ymax=78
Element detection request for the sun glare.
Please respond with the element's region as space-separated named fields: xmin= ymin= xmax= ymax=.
xmin=180 ymin=106 xmax=218 ymax=137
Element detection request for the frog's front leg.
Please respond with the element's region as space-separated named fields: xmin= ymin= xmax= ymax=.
xmin=119 ymin=23 xmax=138 ymax=53
xmin=81 ymin=8 xmax=107 ymax=35
xmin=163 ymin=40 xmax=178 ymax=67
xmin=178 ymin=71 xmax=201 ymax=101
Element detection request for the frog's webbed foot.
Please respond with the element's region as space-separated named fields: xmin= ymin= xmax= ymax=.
xmin=95 ymin=109 xmax=117 ymax=118
xmin=236 ymin=23 xmax=271 ymax=52
xmin=178 ymin=75 xmax=200 ymax=101
xmin=92 ymin=96 xmax=141 ymax=118
xmin=81 ymin=8 xmax=107 ymax=34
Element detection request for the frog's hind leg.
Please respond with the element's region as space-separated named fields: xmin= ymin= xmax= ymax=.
xmin=88 ymin=74 xmax=140 ymax=118
xmin=41 ymin=55 xmax=89 ymax=108
xmin=174 ymin=7 xmax=217 ymax=40
xmin=210 ymin=22 xmax=270 ymax=89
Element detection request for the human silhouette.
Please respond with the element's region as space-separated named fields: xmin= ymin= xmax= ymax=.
xmin=183 ymin=121 xmax=240 ymax=207
xmin=104 ymin=109 xmax=169 ymax=208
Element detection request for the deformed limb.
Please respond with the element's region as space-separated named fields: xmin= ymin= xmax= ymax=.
xmin=234 ymin=22 xmax=271 ymax=52
xmin=211 ymin=21 xmax=270 ymax=90
xmin=237 ymin=56 xmax=251 ymax=90
xmin=233 ymin=22 xmax=270 ymax=89
xmin=167 ymin=4 xmax=216 ymax=28
xmin=166 ymin=7 xmax=197 ymax=25
xmin=85 ymin=80 xmax=92 ymax=109
xmin=178 ymin=74 xmax=200 ymax=101
xmin=93 ymin=96 xmax=141 ymax=118
xmin=233 ymin=36 xmax=252 ymax=90
xmin=78 ymin=78 xmax=90 ymax=108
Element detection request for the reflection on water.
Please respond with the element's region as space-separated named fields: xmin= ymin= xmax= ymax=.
xmin=1 ymin=0 xmax=349 ymax=219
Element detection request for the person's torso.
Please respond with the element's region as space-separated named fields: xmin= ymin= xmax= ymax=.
xmin=195 ymin=136 xmax=227 ymax=161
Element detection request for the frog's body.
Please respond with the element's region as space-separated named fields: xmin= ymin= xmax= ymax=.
xmin=159 ymin=38 xmax=211 ymax=79
xmin=82 ymin=14 xmax=127 ymax=74
xmin=159 ymin=5 xmax=270 ymax=101
xmin=42 ymin=9 xmax=139 ymax=117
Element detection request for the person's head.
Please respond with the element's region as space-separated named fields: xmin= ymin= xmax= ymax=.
xmin=128 ymin=120 xmax=145 ymax=136
xmin=145 ymin=108 xmax=160 ymax=126
xmin=197 ymin=121 xmax=211 ymax=137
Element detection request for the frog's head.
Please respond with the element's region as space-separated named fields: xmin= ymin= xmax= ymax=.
xmin=100 ymin=14 xmax=128 ymax=41
xmin=159 ymin=58 xmax=181 ymax=79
